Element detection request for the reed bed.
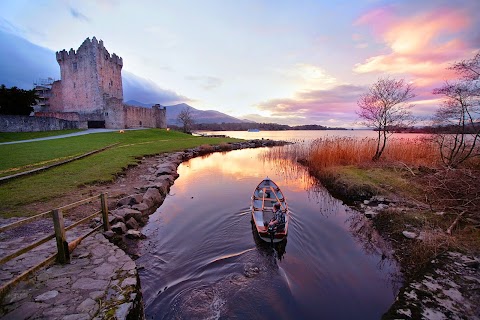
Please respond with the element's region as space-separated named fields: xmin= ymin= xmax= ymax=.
xmin=266 ymin=136 xmax=441 ymax=170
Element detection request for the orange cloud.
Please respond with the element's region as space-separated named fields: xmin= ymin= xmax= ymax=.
xmin=354 ymin=6 xmax=477 ymax=85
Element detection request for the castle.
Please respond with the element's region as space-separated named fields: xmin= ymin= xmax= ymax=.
xmin=35 ymin=37 xmax=166 ymax=129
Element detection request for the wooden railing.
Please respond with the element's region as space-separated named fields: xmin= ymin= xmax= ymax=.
xmin=0 ymin=193 xmax=110 ymax=299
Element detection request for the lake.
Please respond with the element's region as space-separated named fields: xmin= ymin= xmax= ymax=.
xmin=137 ymin=146 xmax=401 ymax=319
xmin=195 ymin=129 xmax=428 ymax=142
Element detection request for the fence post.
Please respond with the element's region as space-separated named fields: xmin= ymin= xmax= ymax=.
xmin=100 ymin=193 xmax=110 ymax=231
xmin=52 ymin=209 xmax=70 ymax=264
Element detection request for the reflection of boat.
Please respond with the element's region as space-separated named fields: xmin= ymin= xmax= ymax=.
xmin=250 ymin=177 xmax=289 ymax=243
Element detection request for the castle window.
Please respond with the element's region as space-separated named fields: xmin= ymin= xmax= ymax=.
xmin=74 ymin=82 xmax=76 ymax=88
xmin=73 ymin=62 xmax=77 ymax=71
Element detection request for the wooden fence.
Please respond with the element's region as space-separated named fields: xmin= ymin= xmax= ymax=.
xmin=0 ymin=193 xmax=110 ymax=299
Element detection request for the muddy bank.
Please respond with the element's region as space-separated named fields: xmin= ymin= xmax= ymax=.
xmin=311 ymin=169 xmax=480 ymax=319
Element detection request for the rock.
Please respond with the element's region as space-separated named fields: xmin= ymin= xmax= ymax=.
xmin=363 ymin=200 xmax=370 ymax=205
xmin=125 ymin=230 xmax=145 ymax=239
xmin=131 ymin=202 xmax=151 ymax=216
xmin=72 ymin=278 xmax=109 ymax=290
xmin=402 ymin=231 xmax=418 ymax=239
xmin=154 ymin=163 xmax=177 ymax=176
xmin=113 ymin=208 xmax=143 ymax=222
xmin=103 ymin=230 xmax=116 ymax=239
xmin=117 ymin=194 xmax=144 ymax=207
xmin=115 ymin=302 xmax=133 ymax=319
xmin=124 ymin=209 xmax=143 ymax=222
xmin=377 ymin=203 xmax=389 ymax=209
xmin=434 ymin=211 xmax=445 ymax=216
xmin=143 ymin=188 xmax=162 ymax=206
xmin=34 ymin=290 xmax=59 ymax=302
xmin=365 ymin=210 xmax=377 ymax=218
xmin=111 ymin=222 xmax=127 ymax=235
xmin=111 ymin=213 xmax=125 ymax=224
xmin=126 ymin=217 xmax=139 ymax=230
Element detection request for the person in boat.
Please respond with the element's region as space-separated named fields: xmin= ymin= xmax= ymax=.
xmin=268 ymin=203 xmax=285 ymax=231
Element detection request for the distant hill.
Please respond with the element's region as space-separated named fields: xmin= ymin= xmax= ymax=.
xmin=125 ymin=101 xmax=248 ymax=125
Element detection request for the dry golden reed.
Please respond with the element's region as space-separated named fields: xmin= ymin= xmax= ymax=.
xmin=267 ymin=137 xmax=441 ymax=170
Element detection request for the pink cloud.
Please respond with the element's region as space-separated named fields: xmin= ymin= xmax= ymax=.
xmin=255 ymin=85 xmax=366 ymax=126
xmin=354 ymin=5 xmax=479 ymax=86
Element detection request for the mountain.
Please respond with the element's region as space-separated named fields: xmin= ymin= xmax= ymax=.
xmin=125 ymin=101 xmax=248 ymax=125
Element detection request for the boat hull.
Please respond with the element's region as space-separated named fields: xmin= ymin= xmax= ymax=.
xmin=250 ymin=177 xmax=289 ymax=243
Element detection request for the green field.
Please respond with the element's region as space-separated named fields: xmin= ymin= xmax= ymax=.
xmin=0 ymin=129 xmax=240 ymax=217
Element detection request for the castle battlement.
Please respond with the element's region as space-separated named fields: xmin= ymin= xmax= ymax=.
xmin=56 ymin=36 xmax=123 ymax=66
xmin=39 ymin=37 xmax=166 ymax=130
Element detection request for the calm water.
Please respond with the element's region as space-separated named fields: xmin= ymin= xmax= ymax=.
xmin=138 ymin=147 xmax=400 ymax=319
xmin=197 ymin=129 xmax=428 ymax=142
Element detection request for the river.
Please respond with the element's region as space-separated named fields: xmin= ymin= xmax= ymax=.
xmin=137 ymin=145 xmax=401 ymax=319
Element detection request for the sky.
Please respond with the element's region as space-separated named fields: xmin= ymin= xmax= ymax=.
xmin=0 ymin=0 xmax=479 ymax=127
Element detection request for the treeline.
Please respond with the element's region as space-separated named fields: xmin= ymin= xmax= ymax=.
xmin=0 ymin=85 xmax=37 ymax=115
xmin=390 ymin=123 xmax=480 ymax=134
xmin=175 ymin=122 xmax=347 ymax=131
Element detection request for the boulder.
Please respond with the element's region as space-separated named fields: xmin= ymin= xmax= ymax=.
xmin=111 ymin=222 xmax=127 ymax=235
xmin=365 ymin=210 xmax=378 ymax=218
xmin=402 ymin=231 xmax=418 ymax=239
xmin=154 ymin=163 xmax=177 ymax=176
xmin=124 ymin=209 xmax=143 ymax=222
xmin=131 ymin=202 xmax=151 ymax=216
xmin=126 ymin=217 xmax=139 ymax=230
xmin=125 ymin=230 xmax=145 ymax=239
xmin=117 ymin=194 xmax=144 ymax=207
xmin=143 ymin=188 xmax=162 ymax=207
xmin=112 ymin=208 xmax=142 ymax=221
xmin=103 ymin=230 xmax=116 ymax=239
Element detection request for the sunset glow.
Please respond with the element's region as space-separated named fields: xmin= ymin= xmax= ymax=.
xmin=0 ymin=0 xmax=478 ymax=127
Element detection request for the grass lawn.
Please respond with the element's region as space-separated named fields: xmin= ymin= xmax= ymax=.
xmin=0 ymin=129 xmax=240 ymax=217
xmin=0 ymin=129 xmax=85 ymax=143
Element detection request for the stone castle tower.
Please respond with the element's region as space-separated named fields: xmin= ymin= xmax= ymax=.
xmin=37 ymin=37 xmax=166 ymax=129
xmin=51 ymin=37 xmax=123 ymax=114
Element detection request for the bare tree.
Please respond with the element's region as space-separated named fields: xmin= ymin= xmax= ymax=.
xmin=432 ymin=51 xmax=480 ymax=168
xmin=177 ymin=106 xmax=195 ymax=133
xmin=357 ymin=77 xmax=416 ymax=161
xmin=450 ymin=51 xmax=480 ymax=81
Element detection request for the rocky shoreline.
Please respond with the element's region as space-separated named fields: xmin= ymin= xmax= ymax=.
xmin=0 ymin=139 xmax=287 ymax=319
xmin=102 ymin=139 xmax=289 ymax=258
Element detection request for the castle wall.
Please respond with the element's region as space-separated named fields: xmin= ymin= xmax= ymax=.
xmin=55 ymin=37 xmax=123 ymax=114
xmin=0 ymin=115 xmax=87 ymax=132
xmin=104 ymin=98 xmax=125 ymax=129
xmin=20 ymin=37 xmax=168 ymax=132
xmin=48 ymin=81 xmax=64 ymax=112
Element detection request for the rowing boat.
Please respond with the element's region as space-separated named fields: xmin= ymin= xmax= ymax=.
xmin=250 ymin=177 xmax=289 ymax=243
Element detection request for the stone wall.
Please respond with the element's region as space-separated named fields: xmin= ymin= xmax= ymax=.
xmin=124 ymin=104 xmax=166 ymax=129
xmin=0 ymin=115 xmax=87 ymax=132
xmin=105 ymin=98 xmax=125 ymax=129
xmin=47 ymin=81 xmax=63 ymax=112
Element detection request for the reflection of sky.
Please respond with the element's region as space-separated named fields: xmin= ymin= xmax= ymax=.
xmin=141 ymin=148 xmax=399 ymax=319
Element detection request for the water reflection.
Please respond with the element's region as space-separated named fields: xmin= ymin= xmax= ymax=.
xmin=138 ymin=147 xmax=400 ymax=319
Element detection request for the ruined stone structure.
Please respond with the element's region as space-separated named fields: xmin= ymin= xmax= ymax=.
xmin=35 ymin=37 xmax=166 ymax=129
